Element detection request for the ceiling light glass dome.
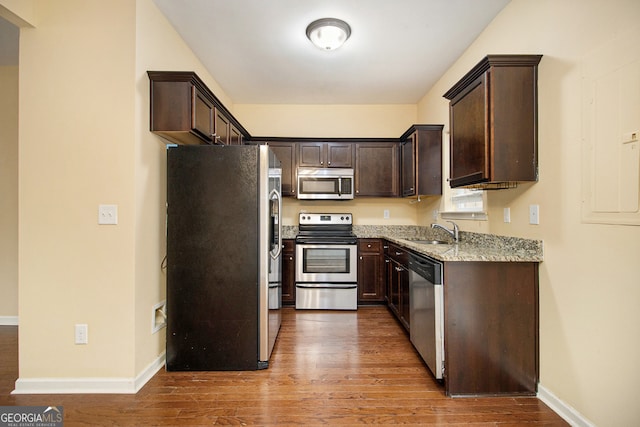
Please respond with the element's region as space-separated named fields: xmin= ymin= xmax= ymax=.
xmin=306 ymin=18 xmax=351 ymax=51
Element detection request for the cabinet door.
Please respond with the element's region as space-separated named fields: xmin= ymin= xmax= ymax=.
xmin=355 ymin=143 xmax=399 ymax=197
xmin=400 ymin=268 xmax=410 ymax=329
xmin=192 ymin=88 xmax=215 ymax=143
xmin=326 ymin=143 xmax=354 ymax=167
xmin=443 ymin=261 xmax=538 ymax=396
xmin=357 ymin=239 xmax=385 ymax=303
xmin=401 ymin=136 xmax=416 ymax=196
xmin=386 ymin=257 xmax=400 ymax=316
xmin=298 ymin=142 xmax=325 ymax=167
xmin=268 ymin=142 xmax=297 ymax=196
xmin=214 ymin=108 xmax=230 ymax=145
xmin=229 ymin=124 xmax=243 ymax=145
xmin=298 ymin=142 xmax=354 ymax=168
xmin=415 ymin=127 xmax=443 ymax=196
xmin=281 ymin=240 xmax=296 ymax=305
xmin=449 ymin=74 xmax=489 ymax=187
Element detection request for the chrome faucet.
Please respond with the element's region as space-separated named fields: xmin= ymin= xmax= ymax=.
xmin=431 ymin=221 xmax=459 ymax=243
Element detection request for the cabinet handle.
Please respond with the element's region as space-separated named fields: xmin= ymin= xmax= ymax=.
xmin=289 ymin=256 xmax=293 ymax=261
xmin=367 ymin=244 xmax=372 ymax=248
xmin=395 ymin=251 xmax=403 ymax=256
xmin=328 ymin=161 xmax=331 ymax=165
xmin=320 ymin=161 xmax=324 ymax=165
xmin=359 ymin=256 xmax=363 ymax=260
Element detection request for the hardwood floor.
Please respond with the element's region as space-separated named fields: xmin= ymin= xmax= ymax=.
xmin=0 ymin=307 xmax=568 ymax=426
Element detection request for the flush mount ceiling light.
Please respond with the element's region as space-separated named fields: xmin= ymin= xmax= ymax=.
xmin=306 ymin=18 xmax=351 ymax=51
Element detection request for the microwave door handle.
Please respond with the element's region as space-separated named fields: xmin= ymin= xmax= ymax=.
xmin=338 ymin=177 xmax=342 ymax=196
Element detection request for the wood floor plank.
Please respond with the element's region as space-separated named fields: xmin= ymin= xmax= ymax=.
xmin=0 ymin=307 xmax=569 ymax=425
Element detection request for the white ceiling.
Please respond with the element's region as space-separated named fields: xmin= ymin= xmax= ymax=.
xmin=0 ymin=1 xmax=511 ymax=104
xmin=153 ymin=0 xmax=511 ymax=104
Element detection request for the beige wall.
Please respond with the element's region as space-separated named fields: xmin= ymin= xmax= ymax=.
xmin=281 ymin=198 xmax=419 ymax=226
xmin=13 ymin=0 xmax=232 ymax=386
xmin=417 ymin=1 xmax=640 ymax=426
xmin=235 ymin=104 xmax=417 ymax=138
xmin=18 ymin=0 xmax=137 ymax=378
xmin=0 ymin=66 xmax=18 ymax=319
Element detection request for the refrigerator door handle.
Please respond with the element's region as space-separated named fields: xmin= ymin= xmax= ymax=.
xmin=269 ymin=188 xmax=282 ymax=260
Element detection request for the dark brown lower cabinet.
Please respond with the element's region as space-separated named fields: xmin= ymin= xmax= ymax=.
xmin=357 ymin=239 xmax=385 ymax=304
xmin=281 ymin=239 xmax=295 ymax=305
xmin=443 ymin=261 xmax=538 ymax=396
xmin=384 ymin=242 xmax=410 ymax=331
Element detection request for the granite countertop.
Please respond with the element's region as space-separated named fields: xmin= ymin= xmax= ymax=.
xmin=283 ymin=224 xmax=543 ymax=263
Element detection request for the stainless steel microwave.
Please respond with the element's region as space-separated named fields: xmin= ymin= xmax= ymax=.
xmin=297 ymin=168 xmax=354 ymax=200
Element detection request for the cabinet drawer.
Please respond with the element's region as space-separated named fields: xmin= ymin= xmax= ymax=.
xmin=358 ymin=238 xmax=382 ymax=253
xmin=385 ymin=243 xmax=408 ymax=265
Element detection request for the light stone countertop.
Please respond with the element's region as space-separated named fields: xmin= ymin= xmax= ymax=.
xmin=283 ymin=224 xmax=543 ymax=263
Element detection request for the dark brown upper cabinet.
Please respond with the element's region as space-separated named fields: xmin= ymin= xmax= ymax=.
xmin=213 ymin=108 xmax=230 ymax=145
xmin=400 ymin=125 xmax=443 ymax=197
xmin=265 ymin=141 xmax=297 ymax=196
xmin=298 ymin=142 xmax=354 ymax=168
xmin=443 ymin=55 xmax=542 ymax=189
xmin=354 ymin=142 xmax=400 ymax=197
xmin=214 ymin=108 xmax=244 ymax=145
xmin=148 ymin=71 xmax=248 ymax=146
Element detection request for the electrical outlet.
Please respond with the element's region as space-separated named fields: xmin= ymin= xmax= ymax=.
xmin=152 ymin=301 xmax=167 ymax=334
xmin=98 ymin=204 xmax=118 ymax=225
xmin=503 ymin=207 xmax=511 ymax=223
xmin=383 ymin=209 xmax=390 ymax=219
xmin=75 ymin=324 xmax=88 ymax=344
xmin=529 ymin=204 xmax=540 ymax=225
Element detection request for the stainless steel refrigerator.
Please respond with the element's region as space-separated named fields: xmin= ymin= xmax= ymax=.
xmin=166 ymin=144 xmax=282 ymax=370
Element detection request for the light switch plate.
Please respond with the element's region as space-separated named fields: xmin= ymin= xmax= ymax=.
xmin=503 ymin=207 xmax=511 ymax=223
xmin=529 ymin=204 xmax=540 ymax=225
xmin=98 ymin=204 xmax=118 ymax=225
xmin=75 ymin=324 xmax=88 ymax=344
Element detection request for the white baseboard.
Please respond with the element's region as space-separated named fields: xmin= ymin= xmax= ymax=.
xmin=12 ymin=351 xmax=165 ymax=394
xmin=0 ymin=316 xmax=18 ymax=326
xmin=538 ymin=384 xmax=596 ymax=427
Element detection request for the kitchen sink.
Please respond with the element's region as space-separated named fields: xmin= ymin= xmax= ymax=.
xmin=406 ymin=239 xmax=450 ymax=245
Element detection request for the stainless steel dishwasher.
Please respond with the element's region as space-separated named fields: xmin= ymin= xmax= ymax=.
xmin=408 ymin=252 xmax=444 ymax=380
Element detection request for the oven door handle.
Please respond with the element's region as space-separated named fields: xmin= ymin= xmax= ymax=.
xmin=296 ymin=284 xmax=357 ymax=290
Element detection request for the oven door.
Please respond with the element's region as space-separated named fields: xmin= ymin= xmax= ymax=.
xmin=295 ymin=244 xmax=358 ymax=283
